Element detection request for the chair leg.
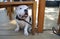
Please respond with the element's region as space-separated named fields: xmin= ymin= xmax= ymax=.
xmin=6 ymin=7 xmax=13 ymax=20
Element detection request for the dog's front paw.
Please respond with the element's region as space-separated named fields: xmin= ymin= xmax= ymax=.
xmin=14 ymin=28 xmax=19 ymax=32
xmin=24 ymin=32 xmax=29 ymax=36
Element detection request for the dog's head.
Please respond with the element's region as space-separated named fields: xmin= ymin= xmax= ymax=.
xmin=15 ymin=5 xmax=29 ymax=19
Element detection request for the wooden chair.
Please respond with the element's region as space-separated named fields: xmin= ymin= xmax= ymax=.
xmin=0 ymin=0 xmax=46 ymax=34
xmin=0 ymin=1 xmax=37 ymax=35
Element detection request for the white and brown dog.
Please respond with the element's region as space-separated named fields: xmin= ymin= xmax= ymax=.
xmin=15 ymin=5 xmax=32 ymax=36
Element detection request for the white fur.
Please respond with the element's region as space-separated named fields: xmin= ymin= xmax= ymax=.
xmin=15 ymin=5 xmax=31 ymax=36
xmin=15 ymin=5 xmax=28 ymax=19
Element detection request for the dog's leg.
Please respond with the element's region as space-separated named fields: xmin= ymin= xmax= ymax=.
xmin=24 ymin=16 xmax=30 ymax=36
xmin=15 ymin=22 xmax=20 ymax=32
xmin=24 ymin=24 xmax=29 ymax=36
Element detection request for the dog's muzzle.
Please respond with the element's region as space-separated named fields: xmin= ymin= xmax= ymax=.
xmin=21 ymin=9 xmax=28 ymax=18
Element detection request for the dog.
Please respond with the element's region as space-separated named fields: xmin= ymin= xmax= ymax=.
xmin=15 ymin=5 xmax=32 ymax=36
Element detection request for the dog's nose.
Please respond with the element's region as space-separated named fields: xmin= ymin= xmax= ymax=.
xmin=24 ymin=9 xmax=28 ymax=12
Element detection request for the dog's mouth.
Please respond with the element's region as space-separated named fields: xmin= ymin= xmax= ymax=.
xmin=19 ymin=13 xmax=28 ymax=19
xmin=16 ymin=13 xmax=28 ymax=20
xmin=22 ymin=12 xmax=28 ymax=18
xmin=22 ymin=15 xmax=28 ymax=18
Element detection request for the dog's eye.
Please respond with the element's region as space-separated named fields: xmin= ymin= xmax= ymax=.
xmin=20 ymin=8 xmax=22 ymax=9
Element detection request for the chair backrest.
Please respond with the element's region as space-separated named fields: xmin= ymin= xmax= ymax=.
xmin=0 ymin=0 xmax=35 ymax=2
xmin=14 ymin=0 xmax=34 ymax=1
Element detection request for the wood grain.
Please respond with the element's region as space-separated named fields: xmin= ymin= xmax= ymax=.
xmin=32 ymin=1 xmax=37 ymax=35
xmin=37 ymin=0 xmax=46 ymax=33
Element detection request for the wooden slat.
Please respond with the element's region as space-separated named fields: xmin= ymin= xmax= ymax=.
xmin=37 ymin=0 xmax=46 ymax=33
xmin=32 ymin=1 xmax=37 ymax=35
xmin=7 ymin=0 xmax=13 ymax=20
xmin=7 ymin=6 xmax=12 ymax=20
xmin=57 ymin=3 xmax=60 ymax=34
xmin=57 ymin=4 xmax=60 ymax=24
xmin=0 ymin=1 xmax=34 ymax=7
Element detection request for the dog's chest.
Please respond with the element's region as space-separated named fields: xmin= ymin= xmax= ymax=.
xmin=16 ymin=20 xmax=26 ymax=28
